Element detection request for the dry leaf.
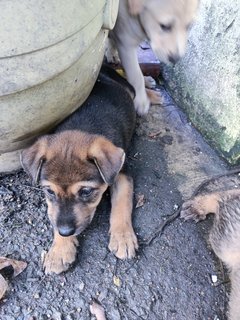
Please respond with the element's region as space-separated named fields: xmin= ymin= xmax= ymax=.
xmin=136 ymin=193 xmax=145 ymax=208
xmin=90 ymin=300 xmax=106 ymax=320
xmin=148 ymin=130 xmax=162 ymax=139
xmin=113 ymin=275 xmax=121 ymax=287
xmin=0 ymin=274 xmax=8 ymax=300
xmin=0 ymin=257 xmax=27 ymax=277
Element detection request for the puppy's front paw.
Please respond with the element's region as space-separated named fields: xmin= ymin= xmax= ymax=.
xmin=43 ymin=238 xmax=78 ymax=274
xmin=146 ymin=89 xmax=164 ymax=105
xmin=134 ymin=92 xmax=150 ymax=115
xmin=144 ymin=76 xmax=156 ymax=89
xmin=109 ymin=227 xmax=138 ymax=259
xmin=181 ymin=198 xmax=208 ymax=222
xmin=105 ymin=46 xmax=120 ymax=64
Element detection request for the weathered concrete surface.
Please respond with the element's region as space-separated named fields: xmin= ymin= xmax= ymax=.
xmin=1 ymin=85 xmax=238 ymax=319
xmin=162 ymin=0 xmax=240 ymax=164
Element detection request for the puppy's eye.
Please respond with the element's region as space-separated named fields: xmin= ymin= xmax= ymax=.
xmin=44 ymin=188 xmax=55 ymax=198
xmin=79 ymin=187 xmax=94 ymax=198
xmin=160 ymin=23 xmax=172 ymax=32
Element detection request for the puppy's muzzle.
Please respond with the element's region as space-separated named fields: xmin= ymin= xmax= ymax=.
xmin=58 ymin=224 xmax=76 ymax=237
xmin=168 ymin=54 xmax=181 ymax=64
xmin=57 ymin=213 xmax=76 ymax=237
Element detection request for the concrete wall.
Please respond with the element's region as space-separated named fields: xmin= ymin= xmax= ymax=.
xmin=162 ymin=0 xmax=240 ymax=164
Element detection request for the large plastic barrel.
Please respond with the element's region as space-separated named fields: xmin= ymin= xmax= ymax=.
xmin=0 ymin=0 xmax=119 ymax=173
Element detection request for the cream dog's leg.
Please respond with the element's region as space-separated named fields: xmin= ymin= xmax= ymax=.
xmin=117 ymin=43 xmax=150 ymax=115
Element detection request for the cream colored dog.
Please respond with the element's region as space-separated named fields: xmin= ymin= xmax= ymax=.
xmin=107 ymin=0 xmax=199 ymax=115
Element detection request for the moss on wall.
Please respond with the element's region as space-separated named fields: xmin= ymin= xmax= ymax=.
xmin=162 ymin=0 xmax=240 ymax=164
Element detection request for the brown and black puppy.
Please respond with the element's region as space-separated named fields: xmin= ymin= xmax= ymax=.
xmin=181 ymin=189 xmax=240 ymax=320
xmin=21 ymin=65 xmax=138 ymax=274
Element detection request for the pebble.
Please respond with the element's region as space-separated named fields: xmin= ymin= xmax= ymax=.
xmin=78 ymin=281 xmax=85 ymax=291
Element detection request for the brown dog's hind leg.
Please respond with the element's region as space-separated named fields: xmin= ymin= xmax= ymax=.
xmin=181 ymin=193 xmax=221 ymax=222
xmin=144 ymin=76 xmax=156 ymax=89
xmin=229 ymin=269 xmax=240 ymax=320
xmin=109 ymin=173 xmax=138 ymax=259
xmin=181 ymin=189 xmax=240 ymax=222
xmin=43 ymin=232 xmax=78 ymax=274
xmin=146 ymin=88 xmax=163 ymax=105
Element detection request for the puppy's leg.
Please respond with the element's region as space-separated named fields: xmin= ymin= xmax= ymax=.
xmin=109 ymin=173 xmax=138 ymax=259
xmin=117 ymin=44 xmax=150 ymax=115
xmin=146 ymin=88 xmax=163 ymax=105
xmin=181 ymin=193 xmax=221 ymax=222
xmin=229 ymin=269 xmax=240 ymax=320
xmin=105 ymin=37 xmax=120 ymax=64
xmin=181 ymin=189 xmax=240 ymax=222
xmin=144 ymin=76 xmax=156 ymax=89
xmin=43 ymin=232 xmax=78 ymax=274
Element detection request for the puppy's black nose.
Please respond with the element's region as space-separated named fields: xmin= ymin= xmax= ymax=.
xmin=168 ymin=54 xmax=180 ymax=64
xmin=58 ymin=225 xmax=75 ymax=237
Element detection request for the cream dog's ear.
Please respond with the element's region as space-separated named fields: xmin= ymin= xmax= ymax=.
xmin=128 ymin=0 xmax=145 ymax=15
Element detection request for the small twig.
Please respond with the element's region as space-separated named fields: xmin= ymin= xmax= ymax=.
xmin=214 ymin=279 xmax=230 ymax=287
xmin=125 ymin=258 xmax=139 ymax=273
xmin=31 ymin=274 xmax=47 ymax=298
xmin=22 ymin=184 xmax=42 ymax=191
xmin=128 ymin=155 xmax=139 ymax=161
xmin=0 ymin=186 xmax=13 ymax=195
xmin=140 ymin=208 xmax=181 ymax=246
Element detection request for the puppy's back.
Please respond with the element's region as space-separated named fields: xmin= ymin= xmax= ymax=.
xmin=55 ymin=66 xmax=136 ymax=151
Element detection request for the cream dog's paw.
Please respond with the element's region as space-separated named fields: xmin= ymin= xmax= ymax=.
xmin=134 ymin=90 xmax=150 ymax=115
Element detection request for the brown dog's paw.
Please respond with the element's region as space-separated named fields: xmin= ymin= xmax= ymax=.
xmin=43 ymin=239 xmax=78 ymax=274
xmin=180 ymin=198 xmax=208 ymax=222
xmin=144 ymin=76 xmax=156 ymax=89
xmin=108 ymin=227 xmax=138 ymax=259
xmin=146 ymin=88 xmax=164 ymax=105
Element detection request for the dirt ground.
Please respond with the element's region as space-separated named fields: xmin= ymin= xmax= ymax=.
xmin=1 ymin=82 xmax=240 ymax=320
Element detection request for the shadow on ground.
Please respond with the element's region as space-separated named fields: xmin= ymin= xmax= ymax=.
xmin=1 ymin=85 xmax=239 ymax=320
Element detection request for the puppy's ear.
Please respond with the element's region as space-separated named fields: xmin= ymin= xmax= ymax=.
xmin=128 ymin=0 xmax=145 ymax=15
xmin=20 ymin=137 xmax=48 ymax=184
xmin=88 ymin=137 xmax=125 ymax=185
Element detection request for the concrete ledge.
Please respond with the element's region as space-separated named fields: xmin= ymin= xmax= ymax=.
xmin=162 ymin=0 xmax=240 ymax=164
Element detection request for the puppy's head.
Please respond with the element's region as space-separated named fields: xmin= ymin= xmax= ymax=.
xmin=21 ymin=131 xmax=125 ymax=237
xmin=135 ymin=0 xmax=198 ymax=64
